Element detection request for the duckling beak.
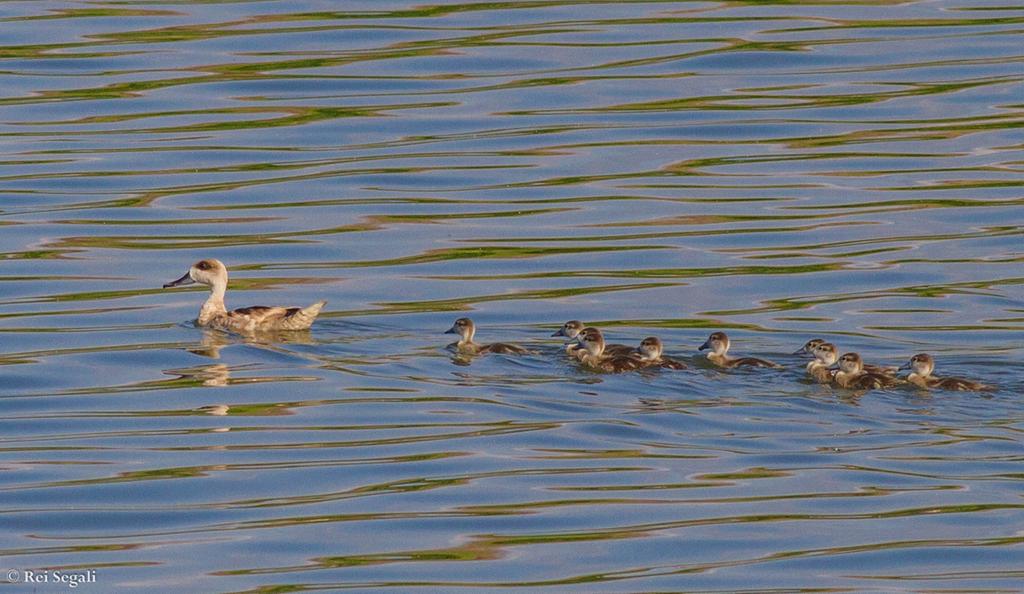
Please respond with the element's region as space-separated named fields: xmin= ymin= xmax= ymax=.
xmin=897 ymin=361 xmax=912 ymax=372
xmin=827 ymin=361 xmax=840 ymax=370
xmin=163 ymin=272 xmax=195 ymax=288
xmin=792 ymin=347 xmax=809 ymax=356
xmin=698 ymin=339 xmax=712 ymax=351
xmin=551 ymin=328 xmax=566 ymax=337
xmin=444 ymin=325 xmax=458 ymax=335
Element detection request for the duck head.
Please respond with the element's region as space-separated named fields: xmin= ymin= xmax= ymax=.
xmin=829 ymin=352 xmax=864 ymax=375
xmin=637 ymin=336 xmax=663 ymax=361
xmin=699 ymin=332 xmax=729 ymax=356
xmin=579 ymin=327 xmax=606 ymax=358
xmin=793 ymin=338 xmax=825 ymax=356
xmin=812 ymin=342 xmax=838 ymax=366
xmin=164 ymin=258 xmax=228 ymax=291
xmin=899 ymin=353 xmax=934 ymax=377
xmin=552 ymin=320 xmax=585 ymax=339
xmin=445 ymin=317 xmax=476 ymax=342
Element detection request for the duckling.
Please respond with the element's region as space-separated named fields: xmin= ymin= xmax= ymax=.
xmin=806 ymin=342 xmax=838 ymax=384
xmin=793 ymin=338 xmax=895 ymax=376
xmin=576 ymin=328 xmax=642 ymax=373
xmin=163 ymin=258 xmax=325 ymax=333
xmin=828 ymin=352 xmax=901 ymax=390
xmin=635 ymin=337 xmax=687 ymax=370
xmin=552 ymin=320 xmax=634 ymax=358
xmin=445 ymin=317 xmax=527 ymax=355
xmin=899 ymin=353 xmax=994 ymax=392
xmin=699 ymin=332 xmax=779 ymax=368
xmin=793 ymin=338 xmax=826 ymax=357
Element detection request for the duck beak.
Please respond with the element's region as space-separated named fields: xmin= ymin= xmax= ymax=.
xmin=444 ymin=325 xmax=458 ymax=335
xmin=552 ymin=328 xmax=566 ymax=337
xmin=827 ymin=362 xmax=840 ymax=370
xmin=897 ymin=361 xmax=912 ymax=371
xmin=698 ymin=339 xmax=711 ymax=351
xmin=163 ymin=271 xmax=195 ymax=288
xmin=792 ymin=347 xmax=808 ymax=356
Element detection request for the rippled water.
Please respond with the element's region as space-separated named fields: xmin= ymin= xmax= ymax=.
xmin=2 ymin=0 xmax=1023 ymax=591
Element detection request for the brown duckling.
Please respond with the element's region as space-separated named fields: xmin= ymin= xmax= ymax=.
xmin=699 ymin=332 xmax=779 ymax=368
xmin=163 ymin=258 xmax=325 ymax=333
xmin=899 ymin=353 xmax=994 ymax=392
xmin=794 ymin=338 xmax=895 ymax=376
xmin=828 ymin=352 xmax=901 ymax=390
xmin=445 ymin=318 xmax=527 ymax=355
xmin=806 ymin=342 xmax=838 ymax=384
xmin=576 ymin=328 xmax=643 ymax=373
xmin=635 ymin=337 xmax=687 ymax=370
xmin=553 ymin=320 xmax=634 ymax=358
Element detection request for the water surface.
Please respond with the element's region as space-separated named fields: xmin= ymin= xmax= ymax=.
xmin=1 ymin=0 xmax=1023 ymax=591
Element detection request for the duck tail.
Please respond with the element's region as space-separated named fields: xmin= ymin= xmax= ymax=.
xmin=284 ymin=300 xmax=326 ymax=330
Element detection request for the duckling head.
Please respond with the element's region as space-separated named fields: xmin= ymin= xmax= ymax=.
xmin=637 ymin=336 xmax=663 ymax=361
xmin=552 ymin=320 xmax=585 ymax=339
xmin=579 ymin=328 xmax=606 ymax=357
xmin=899 ymin=353 xmax=934 ymax=377
xmin=829 ymin=352 xmax=864 ymax=375
xmin=164 ymin=258 xmax=228 ymax=291
xmin=445 ymin=317 xmax=476 ymax=342
xmin=699 ymin=332 xmax=729 ymax=355
xmin=793 ymin=338 xmax=825 ymax=356
xmin=812 ymin=342 xmax=838 ymax=366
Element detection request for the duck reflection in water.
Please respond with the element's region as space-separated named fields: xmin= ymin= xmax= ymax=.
xmin=164 ymin=362 xmax=231 ymax=388
xmin=187 ymin=327 xmax=315 ymax=359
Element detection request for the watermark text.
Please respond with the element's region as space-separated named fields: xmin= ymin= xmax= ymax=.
xmin=6 ymin=569 xmax=97 ymax=588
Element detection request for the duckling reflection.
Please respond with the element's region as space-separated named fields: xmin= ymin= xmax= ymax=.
xmin=576 ymin=328 xmax=642 ymax=373
xmin=164 ymin=363 xmax=231 ymax=387
xmin=163 ymin=258 xmax=325 ymax=333
xmin=553 ymin=320 xmax=634 ymax=359
xmin=899 ymin=353 xmax=994 ymax=392
xmin=445 ymin=317 xmax=527 ymax=356
xmin=828 ymin=353 xmax=901 ymax=390
xmin=699 ymin=332 xmax=778 ymax=368
xmin=635 ymin=337 xmax=687 ymax=370
xmin=806 ymin=342 xmax=838 ymax=384
xmin=199 ymin=404 xmax=231 ymax=416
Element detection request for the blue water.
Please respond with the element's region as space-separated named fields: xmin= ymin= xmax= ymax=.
xmin=1 ymin=1 xmax=1022 ymax=591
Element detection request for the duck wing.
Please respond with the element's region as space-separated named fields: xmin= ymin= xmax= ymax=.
xmin=936 ymin=377 xmax=993 ymax=392
xmin=851 ymin=373 xmax=900 ymax=389
xmin=658 ymin=356 xmax=687 ymax=370
xmin=594 ymin=356 xmax=642 ymax=373
xmin=863 ymin=363 xmax=898 ymax=376
xmin=231 ymin=305 xmax=289 ymax=318
xmin=482 ymin=342 xmax=528 ymax=354
xmin=229 ymin=300 xmax=325 ymax=331
xmin=603 ymin=343 xmax=636 ymax=357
